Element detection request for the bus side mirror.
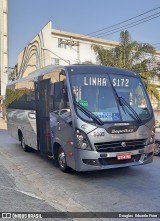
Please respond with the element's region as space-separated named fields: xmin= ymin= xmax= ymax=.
xmin=28 ymin=112 xmax=36 ymax=119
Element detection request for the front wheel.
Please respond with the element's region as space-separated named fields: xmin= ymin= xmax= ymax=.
xmin=58 ymin=147 xmax=69 ymax=172
xmin=21 ymin=134 xmax=29 ymax=152
xmin=154 ymin=141 xmax=160 ymax=156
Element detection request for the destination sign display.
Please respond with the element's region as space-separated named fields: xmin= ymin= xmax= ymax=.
xmin=112 ymin=78 xmax=129 ymax=87
xmin=83 ymin=77 xmax=108 ymax=86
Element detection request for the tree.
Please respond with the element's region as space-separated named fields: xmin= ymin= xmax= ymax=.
xmin=93 ymin=30 xmax=156 ymax=69
xmin=8 ymin=64 xmax=18 ymax=81
xmin=93 ymin=30 xmax=160 ymax=105
xmin=81 ymin=60 xmax=94 ymax=64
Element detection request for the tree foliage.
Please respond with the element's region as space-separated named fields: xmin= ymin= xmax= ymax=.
xmin=93 ymin=30 xmax=160 ymax=104
xmin=94 ymin=30 xmax=156 ymax=69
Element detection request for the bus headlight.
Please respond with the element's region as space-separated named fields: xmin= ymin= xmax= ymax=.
xmin=149 ymin=136 xmax=154 ymax=144
xmin=145 ymin=129 xmax=155 ymax=145
xmin=76 ymin=129 xmax=92 ymax=150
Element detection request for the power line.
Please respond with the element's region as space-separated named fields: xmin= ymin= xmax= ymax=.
xmin=52 ymin=8 xmax=160 ymax=52
xmin=79 ymin=7 xmax=160 ymax=38
xmin=133 ymin=66 xmax=160 ymax=72
xmin=84 ymin=6 xmax=160 ymax=37
xmin=42 ymin=48 xmax=70 ymax=64
xmin=91 ymin=12 xmax=160 ymax=38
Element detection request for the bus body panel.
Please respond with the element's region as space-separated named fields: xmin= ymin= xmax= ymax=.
xmin=7 ymin=109 xmax=37 ymax=150
xmin=50 ymin=112 xmax=77 ymax=169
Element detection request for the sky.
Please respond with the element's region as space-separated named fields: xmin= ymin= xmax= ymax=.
xmin=9 ymin=0 xmax=160 ymax=67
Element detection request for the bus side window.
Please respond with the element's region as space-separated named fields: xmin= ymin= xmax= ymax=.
xmin=59 ymin=86 xmax=69 ymax=110
xmin=52 ymin=81 xmax=69 ymax=111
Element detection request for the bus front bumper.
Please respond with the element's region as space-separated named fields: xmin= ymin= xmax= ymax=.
xmin=74 ymin=144 xmax=154 ymax=172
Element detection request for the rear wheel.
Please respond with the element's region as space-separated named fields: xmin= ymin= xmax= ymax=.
xmin=21 ymin=134 xmax=29 ymax=152
xmin=58 ymin=147 xmax=69 ymax=172
xmin=154 ymin=141 xmax=160 ymax=156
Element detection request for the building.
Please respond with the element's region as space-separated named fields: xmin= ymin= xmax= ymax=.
xmin=17 ymin=21 xmax=160 ymax=79
xmin=17 ymin=21 xmax=119 ymax=78
xmin=16 ymin=21 xmax=160 ymax=110
xmin=0 ymin=0 xmax=8 ymax=97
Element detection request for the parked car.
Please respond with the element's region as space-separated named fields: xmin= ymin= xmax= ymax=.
xmin=154 ymin=140 xmax=160 ymax=156
xmin=155 ymin=120 xmax=160 ymax=128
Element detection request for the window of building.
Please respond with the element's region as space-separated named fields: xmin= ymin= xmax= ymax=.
xmin=58 ymin=38 xmax=66 ymax=49
xmin=51 ymin=58 xmax=60 ymax=65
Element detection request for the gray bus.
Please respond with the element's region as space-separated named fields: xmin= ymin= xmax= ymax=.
xmin=6 ymin=65 xmax=155 ymax=172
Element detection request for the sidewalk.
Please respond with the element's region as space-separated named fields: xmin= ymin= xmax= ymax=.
xmin=0 ymin=117 xmax=7 ymax=130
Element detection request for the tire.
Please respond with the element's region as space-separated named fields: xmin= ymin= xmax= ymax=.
xmin=57 ymin=147 xmax=69 ymax=172
xmin=154 ymin=141 xmax=160 ymax=156
xmin=21 ymin=134 xmax=29 ymax=152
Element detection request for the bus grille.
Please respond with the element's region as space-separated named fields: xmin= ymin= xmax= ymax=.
xmin=95 ymin=139 xmax=147 ymax=153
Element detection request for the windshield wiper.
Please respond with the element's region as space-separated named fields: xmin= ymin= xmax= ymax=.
xmin=73 ymin=101 xmax=103 ymax=125
xmin=114 ymin=90 xmax=142 ymax=124
xmin=108 ymin=76 xmax=142 ymax=124
xmin=118 ymin=96 xmax=142 ymax=124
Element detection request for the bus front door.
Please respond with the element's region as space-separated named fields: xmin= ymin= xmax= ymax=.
xmin=35 ymin=79 xmax=51 ymax=155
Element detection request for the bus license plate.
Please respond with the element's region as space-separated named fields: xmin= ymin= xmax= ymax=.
xmin=117 ymin=153 xmax=131 ymax=160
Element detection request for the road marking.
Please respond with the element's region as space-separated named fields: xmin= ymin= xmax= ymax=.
xmin=0 ymin=185 xmax=44 ymax=200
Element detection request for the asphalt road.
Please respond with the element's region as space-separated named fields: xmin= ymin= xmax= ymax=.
xmin=0 ymin=127 xmax=160 ymax=221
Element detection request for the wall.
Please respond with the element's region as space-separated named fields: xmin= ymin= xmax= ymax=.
xmin=50 ymin=29 xmax=117 ymax=66
xmin=17 ymin=21 xmax=118 ymax=77
xmin=18 ymin=22 xmax=53 ymax=78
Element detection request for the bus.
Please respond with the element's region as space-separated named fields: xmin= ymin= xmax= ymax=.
xmin=6 ymin=65 xmax=155 ymax=172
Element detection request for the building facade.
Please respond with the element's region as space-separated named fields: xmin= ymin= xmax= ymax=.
xmin=16 ymin=21 xmax=160 ymax=110
xmin=17 ymin=21 xmax=160 ymax=77
xmin=17 ymin=21 xmax=119 ymax=78
xmin=0 ymin=0 xmax=8 ymax=97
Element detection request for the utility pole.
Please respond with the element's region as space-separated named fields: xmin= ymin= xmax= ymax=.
xmin=60 ymin=38 xmax=80 ymax=63
xmin=0 ymin=0 xmax=8 ymax=96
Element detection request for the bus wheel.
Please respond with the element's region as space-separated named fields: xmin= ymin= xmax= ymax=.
xmin=21 ymin=134 xmax=29 ymax=152
xmin=154 ymin=141 xmax=160 ymax=156
xmin=58 ymin=147 xmax=69 ymax=172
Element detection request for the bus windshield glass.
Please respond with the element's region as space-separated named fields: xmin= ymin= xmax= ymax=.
xmin=69 ymin=72 xmax=152 ymax=123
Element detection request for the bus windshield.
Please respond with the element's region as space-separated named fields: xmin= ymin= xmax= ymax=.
xmin=69 ymin=73 xmax=152 ymax=123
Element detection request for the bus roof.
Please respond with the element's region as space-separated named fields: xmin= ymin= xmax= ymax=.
xmin=65 ymin=65 xmax=138 ymax=77
xmin=7 ymin=64 xmax=139 ymax=86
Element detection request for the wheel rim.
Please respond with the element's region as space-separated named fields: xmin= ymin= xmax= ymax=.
xmin=154 ymin=143 xmax=160 ymax=155
xmin=58 ymin=151 xmax=66 ymax=169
